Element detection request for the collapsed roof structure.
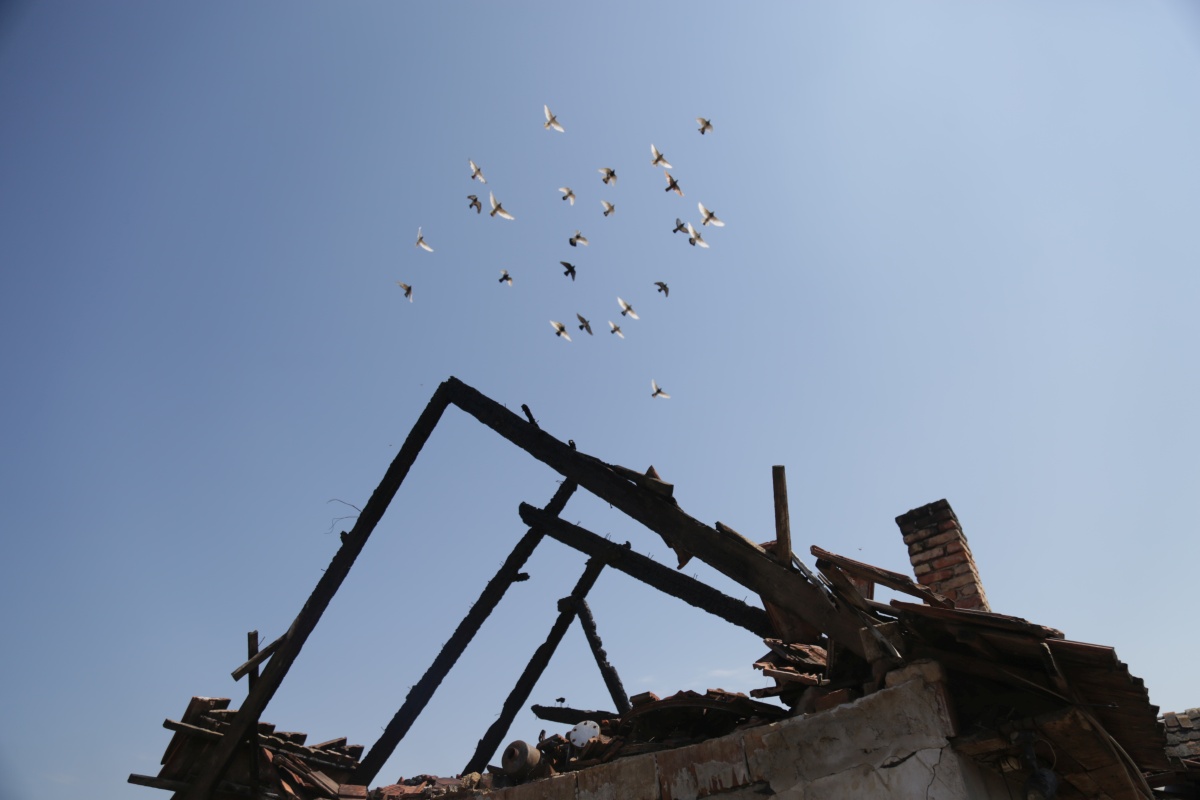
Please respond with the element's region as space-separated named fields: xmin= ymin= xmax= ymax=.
xmin=129 ymin=377 xmax=1199 ymax=799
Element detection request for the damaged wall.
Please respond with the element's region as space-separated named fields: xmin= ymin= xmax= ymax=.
xmin=486 ymin=662 xmax=1012 ymax=800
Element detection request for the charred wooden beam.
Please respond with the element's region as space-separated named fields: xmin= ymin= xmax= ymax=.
xmin=351 ymin=479 xmax=579 ymax=785
xmin=462 ymin=558 xmax=606 ymax=775
xmin=180 ymin=384 xmax=454 ymax=800
xmin=811 ymin=546 xmax=953 ymax=609
xmin=231 ymin=632 xmax=282 ymax=683
xmin=572 ymin=597 xmax=631 ymax=714
xmin=771 ymin=465 xmax=792 ymax=566
xmin=442 ymin=378 xmax=869 ymax=657
xmin=518 ymin=505 xmax=773 ymax=639
xmin=530 ymin=704 xmax=620 ymax=725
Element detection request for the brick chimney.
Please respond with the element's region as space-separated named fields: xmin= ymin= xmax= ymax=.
xmin=896 ymin=500 xmax=990 ymax=611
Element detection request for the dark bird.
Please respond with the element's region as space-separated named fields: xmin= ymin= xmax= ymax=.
xmin=608 ymin=321 xmax=625 ymax=338
xmin=550 ymin=320 xmax=571 ymax=341
xmin=469 ymin=159 xmax=487 ymax=183
xmin=696 ymin=117 xmax=713 ymax=135
xmin=655 ymin=281 xmax=669 ymax=297
xmin=672 ymin=218 xmax=687 ymax=234
xmin=560 ymin=261 xmax=577 ymax=281
xmin=598 ymin=167 xmax=617 ymax=185
xmin=650 ymin=143 xmax=672 ymax=169
xmin=555 ymin=697 xmax=566 ymax=706
xmin=569 ymin=230 xmax=589 ymax=247
xmin=489 ymin=191 xmax=515 ymax=220
xmin=618 ymin=297 xmax=639 ymax=319
xmin=544 ymin=105 xmax=565 ymax=133
xmin=651 ymin=379 xmax=670 ymax=399
xmin=576 ymin=313 xmax=593 ymax=335
xmin=601 ymin=200 xmax=615 ymax=217
xmin=395 ymin=281 xmax=413 ymax=302
xmin=467 ymin=194 xmax=482 ymax=214
xmin=664 ymin=172 xmax=683 ymax=196
xmin=499 ymin=269 xmax=513 ymax=285
xmin=699 ymin=202 xmax=725 ymax=227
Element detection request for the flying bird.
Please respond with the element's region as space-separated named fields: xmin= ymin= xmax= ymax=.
xmin=664 ymin=172 xmax=683 ymax=196
xmin=467 ymin=194 xmax=482 ymax=214
xmin=559 ymin=187 xmax=575 ymax=205
xmin=544 ymin=105 xmax=564 ymax=132
xmin=672 ymin=218 xmax=687 ymax=234
xmin=560 ymin=261 xmax=577 ymax=281
xmin=489 ymin=191 xmax=514 ymax=220
xmin=550 ymin=320 xmax=571 ymax=341
xmin=618 ymin=297 xmax=639 ymax=319
xmin=601 ymin=200 xmax=615 ymax=217
xmin=576 ymin=314 xmax=593 ymax=335
xmin=569 ymin=230 xmax=589 ymax=247
xmin=499 ymin=269 xmax=513 ymax=285
xmin=655 ymin=281 xmax=669 ymax=297
xmin=651 ymin=379 xmax=670 ymax=399
xmin=599 ymin=167 xmax=617 ymax=185
xmin=696 ymin=117 xmax=713 ymax=135
xmin=608 ymin=321 xmax=624 ymax=338
xmin=395 ymin=281 xmax=413 ymax=302
xmin=650 ymin=144 xmax=672 ymax=169
xmin=469 ymin=159 xmax=487 ymax=183
xmin=698 ymin=202 xmax=725 ymax=227
xmin=685 ymin=221 xmax=709 ymax=248
xmin=415 ymin=227 xmax=433 ymax=252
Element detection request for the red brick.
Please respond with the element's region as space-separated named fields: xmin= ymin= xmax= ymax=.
xmin=930 ymin=554 xmax=964 ymax=570
xmin=941 ymin=572 xmax=981 ymax=591
xmin=938 ymin=519 xmax=962 ymax=531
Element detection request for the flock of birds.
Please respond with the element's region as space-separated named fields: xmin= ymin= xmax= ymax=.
xmin=399 ymin=106 xmax=725 ymax=400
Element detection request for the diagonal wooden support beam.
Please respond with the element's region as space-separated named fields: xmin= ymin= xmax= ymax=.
xmin=518 ymin=504 xmax=773 ymax=638
xmin=351 ymin=479 xmax=579 ymax=785
xmin=572 ymin=597 xmax=631 ymax=715
xmin=180 ymin=384 xmax=454 ymax=800
xmin=446 ymin=377 xmax=868 ymax=657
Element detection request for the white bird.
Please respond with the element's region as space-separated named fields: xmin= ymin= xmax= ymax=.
xmin=696 ymin=117 xmax=713 ymax=135
xmin=544 ymin=105 xmax=564 ymax=133
xmin=699 ymin=202 xmax=725 ymax=227
xmin=415 ymin=227 xmax=433 ymax=252
xmin=598 ymin=167 xmax=617 ymax=185
xmin=469 ymin=159 xmax=487 ymax=183
xmin=499 ymin=269 xmax=513 ymax=286
xmin=559 ymin=187 xmax=575 ymax=205
xmin=550 ymin=320 xmax=571 ymax=341
xmin=655 ymin=281 xmax=669 ymax=297
xmin=396 ymin=281 xmax=413 ymax=301
xmin=685 ymin=221 xmax=709 ymax=248
xmin=576 ymin=314 xmax=593 ymax=335
xmin=601 ymin=200 xmax=615 ymax=217
xmin=651 ymin=379 xmax=670 ymax=399
xmin=467 ymin=194 xmax=482 ymax=214
xmin=664 ymin=172 xmax=683 ymax=196
xmin=618 ymin=297 xmax=639 ymax=319
xmin=608 ymin=321 xmax=624 ymax=339
xmin=489 ymin=191 xmax=514 ymax=220
xmin=650 ymin=144 xmax=672 ymax=169
xmin=569 ymin=230 xmax=588 ymax=247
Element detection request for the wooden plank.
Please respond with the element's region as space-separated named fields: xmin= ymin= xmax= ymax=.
xmin=445 ymin=377 xmax=870 ymax=658
xmin=519 ymin=505 xmax=773 ymax=638
xmin=811 ymin=546 xmax=953 ymax=608
xmin=351 ymin=480 xmax=578 ymax=785
xmin=771 ymin=466 xmax=792 ymax=566
xmin=232 ymin=633 xmax=281 ymax=683
xmin=890 ymin=600 xmax=1064 ymax=639
xmin=182 ymin=384 xmax=454 ymax=800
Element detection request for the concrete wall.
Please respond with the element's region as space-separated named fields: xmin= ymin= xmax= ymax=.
xmin=487 ymin=662 xmax=1012 ymax=800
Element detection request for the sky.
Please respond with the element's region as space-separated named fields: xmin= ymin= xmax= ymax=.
xmin=1 ymin=2 xmax=1199 ymax=798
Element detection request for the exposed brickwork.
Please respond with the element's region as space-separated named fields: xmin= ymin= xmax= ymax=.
xmin=895 ymin=500 xmax=990 ymax=611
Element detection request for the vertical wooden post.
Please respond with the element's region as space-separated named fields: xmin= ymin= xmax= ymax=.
xmin=772 ymin=465 xmax=792 ymax=566
xmin=246 ymin=631 xmax=260 ymax=689
xmin=351 ymin=480 xmax=579 ymax=785
xmin=245 ymin=631 xmax=260 ymax=793
xmin=183 ymin=383 xmax=453 ymax=800
xmin=462 ymin=558 xmax=606 ymax=775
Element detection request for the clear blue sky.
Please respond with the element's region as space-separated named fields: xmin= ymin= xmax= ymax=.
xmin=2 ymin=3 xmax=1198 ymax=798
